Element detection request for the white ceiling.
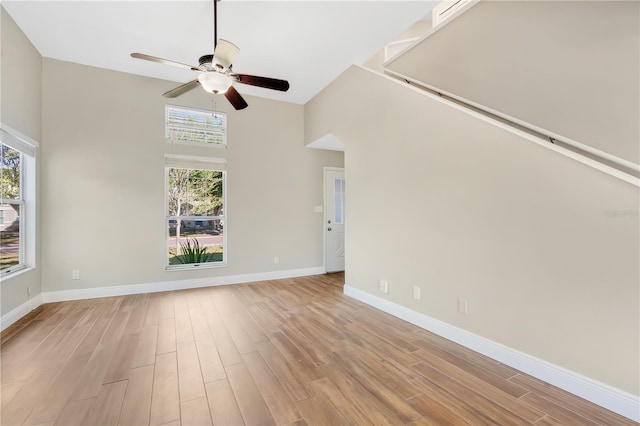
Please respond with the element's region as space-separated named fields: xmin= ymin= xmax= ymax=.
xmin=3 ymin=1 xmax=436 ymax=104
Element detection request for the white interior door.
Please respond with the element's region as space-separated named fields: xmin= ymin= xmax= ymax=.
xmin=324 ymin=168 xmax=345 ymax=272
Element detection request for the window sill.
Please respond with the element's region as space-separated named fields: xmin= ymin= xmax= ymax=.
xmin=165 ymin=262 xmax=227 ymax=272
xmin=165 ymin=139 xmax=226 ymax=149
xmin=1 ymin=265 xmax=33 ymax=280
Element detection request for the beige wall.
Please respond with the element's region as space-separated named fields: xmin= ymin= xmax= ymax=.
xmin=305 ymin=65 xmax=639 ymax=395
xmin=41 ymin=58 xmax=342 ymax=293
xmin=386 ymin=1 xmax=640 ymax=164
xmin=1 ymin=7 xmax=43 ymax=315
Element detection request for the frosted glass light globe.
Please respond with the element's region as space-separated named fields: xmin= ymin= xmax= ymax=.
xmin=198 ymin=72 xmax=232 ymax=94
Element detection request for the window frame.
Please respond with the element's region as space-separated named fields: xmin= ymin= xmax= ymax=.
xmin=164 ymin=157 xmax=227 ymax=271
xmin=1 ymin=124 xmax=37 ymax=279
xmin=165 ymin=104 xmax=227 ymax=148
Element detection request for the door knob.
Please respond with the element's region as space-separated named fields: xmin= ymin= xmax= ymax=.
xmin=327 ymin=227 xmax=332 ymax=231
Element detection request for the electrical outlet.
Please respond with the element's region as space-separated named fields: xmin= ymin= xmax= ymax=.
xmin=458 ymin=298 xmax=468 ymax=315
xmin=273 ymin=256 xmax=279 ymax=264
xmin=379 ymin=280 xmax=388 ymax=294
xmin=413 ymin=286 xmax=421 ymax=300
xmin=72 ymin=270 xmax=80 ymax=280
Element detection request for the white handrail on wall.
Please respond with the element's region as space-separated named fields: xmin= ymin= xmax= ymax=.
xmin=381 ymin=68 xmax=640 ymax=187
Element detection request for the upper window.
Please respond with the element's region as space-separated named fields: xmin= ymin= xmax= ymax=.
xmin=1 ymin=126 xmax=36 ymax=277
xmin=166 ymin=159 xmax=226 ymax=269
xmin=165 ymin=105 xmax=226 ymax=146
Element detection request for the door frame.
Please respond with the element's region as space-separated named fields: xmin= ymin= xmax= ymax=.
xmin=323 ymin=166 xmax=345 ymax=273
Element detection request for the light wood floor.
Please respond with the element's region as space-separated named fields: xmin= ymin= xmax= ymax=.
xmin=1 ymin=273 xmax=635 ymax=426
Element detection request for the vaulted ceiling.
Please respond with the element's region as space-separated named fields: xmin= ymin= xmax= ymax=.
xmin=3 ymin=1 xmax=436 ymax=104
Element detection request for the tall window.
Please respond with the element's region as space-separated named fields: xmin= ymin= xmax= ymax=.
xmin=165 ymin=105 xmax=226 ymax=146
xmin=1 ymin=126 xmax=36 ymax=277
xmin=1 ymin=145 xmax=23 ymax=274
xmin=166 ymin=164 xmax=226 ymax=268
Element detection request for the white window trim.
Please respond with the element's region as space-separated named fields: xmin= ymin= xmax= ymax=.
xmin=165 ymin=104 xmax=227 ymax=149
xmin=164 ymin=154 xmax=227 ymax=170
xmin=164 ymin=158 xmax=227 ymax=271
xmin=0 ymin=124 xmax=38 ymax=154
xmin=1 ymin=124 xmax=37 ymax=279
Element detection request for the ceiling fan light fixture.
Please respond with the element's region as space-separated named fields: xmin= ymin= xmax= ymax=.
xmin=131 ymin=0 xmax=288 ymax=108
xmin=198 ymin=72 xmax=232 ymax=94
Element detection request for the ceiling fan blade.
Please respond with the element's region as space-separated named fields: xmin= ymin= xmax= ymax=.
xmin=162 ymin=79 xmax=201 ymax=98
xmin=131 ymin=53 xmax=198 ymax=71
xmin=225 ymin=85 xmax=248 ymax=110
xmin=231 ymin=74 xmax=290 ymax=92
xmin=213 ymin=39 xmax=240 ymax=69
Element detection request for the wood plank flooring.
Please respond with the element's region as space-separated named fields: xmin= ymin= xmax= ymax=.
xmin=0 ymin=273 xmax=636 ymax=425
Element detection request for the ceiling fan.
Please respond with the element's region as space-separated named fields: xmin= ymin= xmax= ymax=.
xmin=130 ymin=0 xmax=289 ymax=110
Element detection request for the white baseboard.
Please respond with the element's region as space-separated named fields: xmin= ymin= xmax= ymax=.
xmin=343 ymin=285 xmax=640 ymax=423
xmin=41 ymin=266 xmax=325 ymax=303
xmin=1 ymin=294 xmax=43 ymax=332
xmin=2 ymin=267 xmax=323 ymax=331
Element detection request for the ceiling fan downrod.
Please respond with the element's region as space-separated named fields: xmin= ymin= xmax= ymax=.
xmin=213 ymin=0 xmax=219 ymax=50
